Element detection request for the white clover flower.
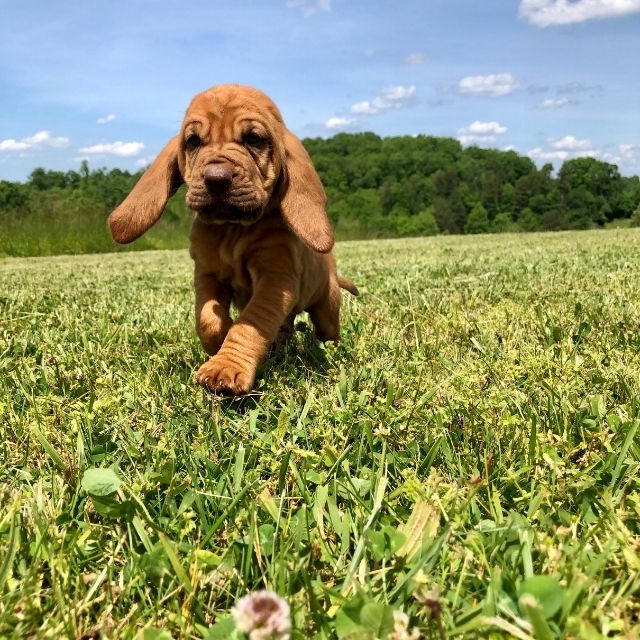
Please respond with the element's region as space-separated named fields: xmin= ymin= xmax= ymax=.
xmin=231 ymin=590 xmax=291 ymax=640
xmin=389 ymin=609 xmax=421 ymax=640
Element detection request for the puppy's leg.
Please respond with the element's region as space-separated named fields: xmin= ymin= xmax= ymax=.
xmin=308 ymin=278 xmax=341 ymax=342
xmin=194 ymin=270 xmax=233 ymax=356
xmin=196 ymin=273 xmax=297 ymax=395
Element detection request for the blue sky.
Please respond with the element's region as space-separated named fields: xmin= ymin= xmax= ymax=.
xmin=1 ymin=0 xmax=639 ymax=181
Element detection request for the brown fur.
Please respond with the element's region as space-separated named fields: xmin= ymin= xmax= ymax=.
xmin=108 ymin=84 xmax=358 ymax=395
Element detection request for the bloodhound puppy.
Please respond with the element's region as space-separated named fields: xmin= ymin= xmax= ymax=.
xmin=108 ymin=84 xmax=358 ymax=395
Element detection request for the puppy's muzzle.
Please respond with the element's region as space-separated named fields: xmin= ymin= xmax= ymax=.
xmin=204 ymin=163 xmax=234 ymax=195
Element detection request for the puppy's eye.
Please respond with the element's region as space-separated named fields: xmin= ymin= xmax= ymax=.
xmin=185 ymin=134 xmax=202 ymax=150
xmin=244 ymin=132 xmax=267 ymax=147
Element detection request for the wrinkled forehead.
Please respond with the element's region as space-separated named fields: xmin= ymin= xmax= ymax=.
xmin=183 ymin=85 xmax=284 ymax=135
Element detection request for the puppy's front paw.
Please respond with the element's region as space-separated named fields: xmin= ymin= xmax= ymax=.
xmin=195 ymin=355 xmax=255 ymax=395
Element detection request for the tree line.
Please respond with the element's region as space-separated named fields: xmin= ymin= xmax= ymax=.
xmin=1 ymin=133 xmax=640 ymax=255
xmin=307 ymin=133 xmax=640 ymax=237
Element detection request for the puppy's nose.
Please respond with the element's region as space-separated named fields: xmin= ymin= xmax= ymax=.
xmin=203 ymin=164 xmax=233 ymax=193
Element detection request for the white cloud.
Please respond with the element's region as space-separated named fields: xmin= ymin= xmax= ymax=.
xmin=324 ymin=85 xmax=416 ymax=135
xmin=79 ymin=141 xmax=145 ymax=157
xmin=0 ymin=130 xmax=70 ymax=152
xmin=619 ymin=143 xmax=639 ymax=159
xmin=97 ymin=113 xmax=116 ymax=124
xmin=574 ymin=149 xmax=599 ymax=158
xmin=538 ymin=97 xmax=570 ymax=109
xmin=324 ymin=85 xmax=416 ymax=133
xmin=325 ymin=116 xmax=357 ymax=130
xmin=458 ymin=73 xmax=520 ymax=97
xmin=349 ymin=103 xmax=373 ymax=115
xmin=600 ymin=151 xmax=622 ymax=164
xmin=364 ymin=48 xmax=376 ymax=58
xmin=22 ymin=130 xmax=70 ymax=148
xmin=596 ymin=146 xmax=639 ymax=170
xmin=287 ymin=0 xmax=331 ymax=16
xmin=528 ymin=147 xmax=570 ymax=161
xmin=457 ymin=121 xmax=507 ymax=146
xmin=405 ymin=52 xmax=426 ymax=65
xmin=519 ymin=0 xmax=640 ymax=27
xmin=549 ymin=135 xmax=592 ymax=150
xmin=350 ymin=85 xmax=417 ymax=115
xmin=0 ymin=139 xmax=31 ymax=151
xmin=466 ymin=121 xmax=508 ymax=135
xmin=528 ymin=143 xmax=639 ymax=169
xmin=383 ymin=85 xmax=416 ymax=101
xmin=22 ymin=131 xmax=50 ymax=145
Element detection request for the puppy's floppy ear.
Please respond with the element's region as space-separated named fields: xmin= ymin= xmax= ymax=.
xmin=108 ymin=136 xmax=183 ymax=244
xmin=279 ymin=130 xmax=334 ymax=253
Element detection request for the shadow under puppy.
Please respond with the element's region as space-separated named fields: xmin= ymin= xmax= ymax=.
xmin=108 ymin=84 xmax=358 ymax=395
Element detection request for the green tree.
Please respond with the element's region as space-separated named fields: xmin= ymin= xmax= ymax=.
xmin=80 ymin=160 xmax=90 ymax=180
xmin=29 ymin=168 xmax=68 ymax=190
xmin=492 ymin=211 xmax=515 ymax=233
xmin=435 ymin=195 xmax=467 ymax=234
xmin=565 ymin=186 xmax=599 ymax=229
xmin=517 ymin=207 xmax=539 ymax=232
xmin=500 ymin=183 xmax=516 ymax=213
xmin=559 ymin=157 xmax=622 ymax=223
xmin=0 ymin=181 xmax=28 ymax=210
xmin=465 ymin=203 xmax=490 ymax=234
xmin=394 ymin=207 xmax=439 ymax=237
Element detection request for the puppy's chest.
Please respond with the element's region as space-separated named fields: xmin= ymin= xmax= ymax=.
xmin=192 ymin=230 xmax=255 ymax=304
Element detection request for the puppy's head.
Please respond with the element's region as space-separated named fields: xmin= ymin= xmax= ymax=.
xmin=181 ymin=85 xmax=283 ymax=225
xmin=108 ymin=84 xmax=334 ymax=253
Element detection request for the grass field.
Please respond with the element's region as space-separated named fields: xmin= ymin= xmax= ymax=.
xmin=0 ymin=199 xmax=192 ymax=258
xmin=2 ymin=230 xmax=640 ymax=639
